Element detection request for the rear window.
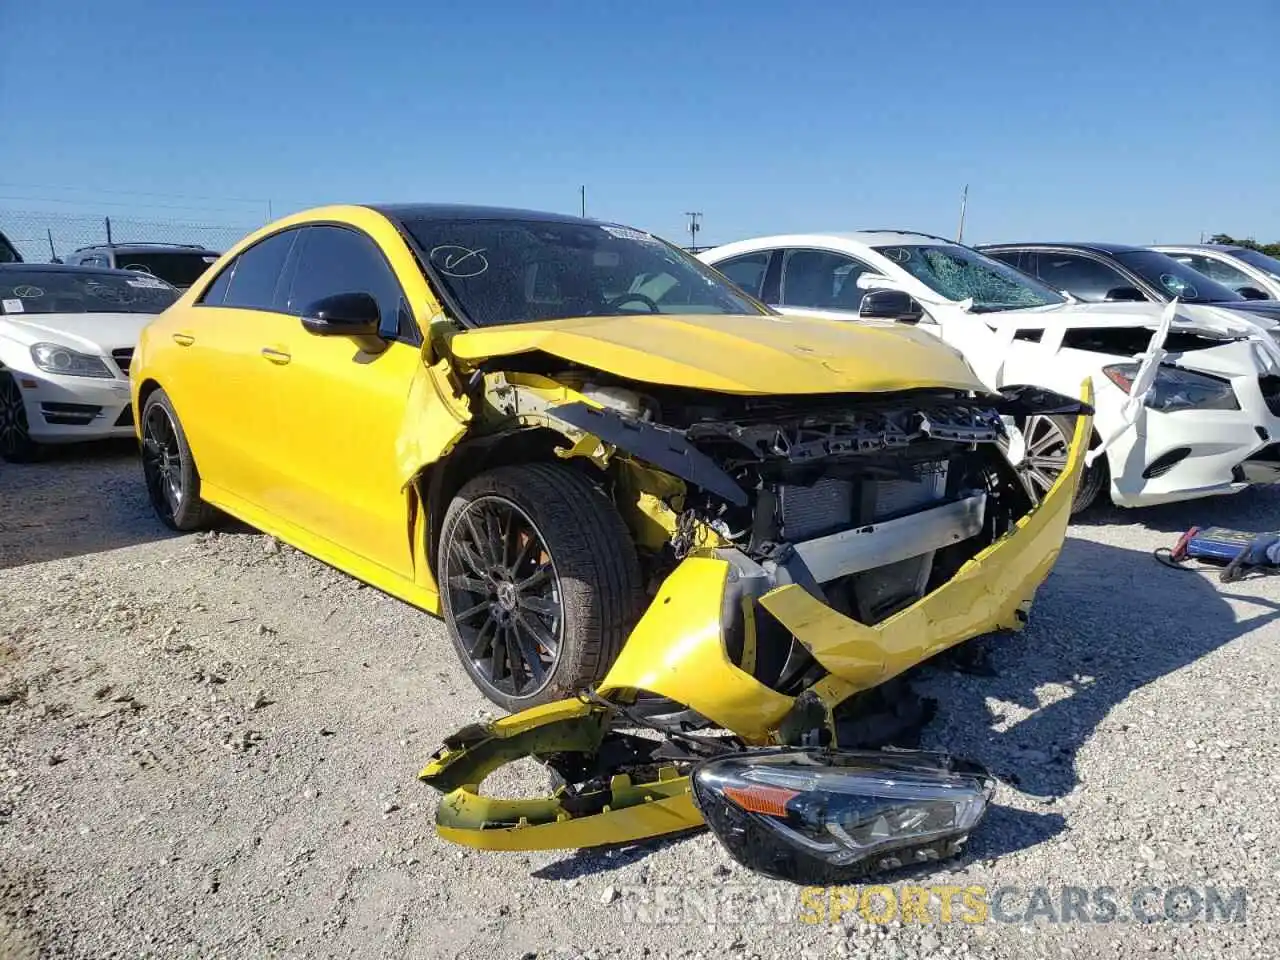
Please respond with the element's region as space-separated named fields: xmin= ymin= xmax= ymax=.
xmin=114 ymin=250 xmax=220 ymax=288
xmin=0 ymin=269 xmax=180 ymax=315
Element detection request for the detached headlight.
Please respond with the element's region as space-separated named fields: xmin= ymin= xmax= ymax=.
xmin=1103 ymin=363 xmax=1239 ymax=411
xmin=29 ymin=343 xmax=114 ymax=379
xmin=692 ymin=748 xmax=995 ymax=883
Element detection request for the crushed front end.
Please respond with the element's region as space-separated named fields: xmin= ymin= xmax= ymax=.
xmin=420 ymin=373 xmax=1093 ymax=854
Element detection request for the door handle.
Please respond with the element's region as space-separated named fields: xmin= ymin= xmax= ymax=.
xmin=172 ymin=333 xmax=195 ymax=346
xmin=260 ymin=347 xmax=291 ymax=365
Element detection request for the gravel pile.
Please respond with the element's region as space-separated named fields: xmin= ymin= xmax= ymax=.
xmin=2 ymin=442 xmax=1279 ymax=959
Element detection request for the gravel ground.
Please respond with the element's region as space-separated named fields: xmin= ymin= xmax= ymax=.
xmin=2 ymin=442 xmax=1279 ymax=959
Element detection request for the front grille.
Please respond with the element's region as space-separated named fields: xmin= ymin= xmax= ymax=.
xmin=1261 ymin=376 xmax=1280 ymax=417
xmin=112 ymin=348 xmax=134 ymax=376
xmin=40 ymin=401 xmax=102 ymax=426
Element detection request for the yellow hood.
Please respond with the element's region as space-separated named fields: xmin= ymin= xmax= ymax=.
xmin=447 ymin=312 xmax=984 ymax=395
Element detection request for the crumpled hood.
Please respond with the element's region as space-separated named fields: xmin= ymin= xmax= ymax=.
xmin=988 ymin=299 xmax=1278 ymax=337
xmin=447 ymin=312 xmax=986 ymax=395
xmin=0 ymin=311 xmax=152 ymax=353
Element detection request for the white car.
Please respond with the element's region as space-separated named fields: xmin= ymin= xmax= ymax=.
xmin=0 ymin=264 xmax=180 ymax=462
xmin=700 ymin=232 xmax=1280 ymax=512
xmin=1152 ymin=244 xmax=1280 ymax=302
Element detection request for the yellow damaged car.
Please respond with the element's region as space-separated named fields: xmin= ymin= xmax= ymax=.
xmin=131 ymin=203 xmax=1091 ymax=853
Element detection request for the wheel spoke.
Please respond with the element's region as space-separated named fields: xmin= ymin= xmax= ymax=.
xmin=510 ymin=621 xmax=547 ymax=685
xmin=466 ymin=614 xmax=498 ymax=659
xmin=516 ymin=565 xmax=551 ymax=592
xmin=515 ymin=609 xmax=558 ymax=654
xmin=463 ymin=511 xmax=497 ymax=567
xmin=453 ymin=598 xmax=492 ymax=623
xmin=489 ymin=630 xmax=508 ymax=684
xmin=516 ymin=594 xmax=559 ymax=620
xmin=447 ymin=573 xmax=489 ymax=594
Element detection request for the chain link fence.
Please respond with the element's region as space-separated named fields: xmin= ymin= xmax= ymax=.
xmin=0 ymin=209 xmax=260 ymax=263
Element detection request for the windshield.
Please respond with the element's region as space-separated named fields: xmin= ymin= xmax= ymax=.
xmin=114 ymin=251 xmax=220 ymax=288
xmin=1113 ymin=250 xmax=1242 ymax=303
xmin=872 ymin=244 xmax=1065 ymax=311
xmin=400 ymin=217 xmax=766 ymax=327
xmin=1233 ymin=249 xmax=1280 ymax=282
xmin=0 ymin=269 xmax=180 ymax=315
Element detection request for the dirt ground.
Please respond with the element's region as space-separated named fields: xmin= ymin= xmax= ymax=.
xmin=2 ymin=442 xmax=1279 ymax=959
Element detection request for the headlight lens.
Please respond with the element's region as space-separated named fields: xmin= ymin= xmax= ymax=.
xmin=691 ymin=748 xmax=995 ymax=883
xmin=29 ymin=343 xmax=114 ymax=378
xmin=1102 ymin=362 xmax=1238 ymax=411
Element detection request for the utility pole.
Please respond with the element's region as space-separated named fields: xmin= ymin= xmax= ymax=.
xmin=684 ymin=211 xmax=702 ymax=251
xmin=580 ymin=185 xmax=586 ymax=218
xmin=955 ymin=185 xmax=968 ymax=243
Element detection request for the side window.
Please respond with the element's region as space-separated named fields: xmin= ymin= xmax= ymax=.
xmin=216 ymin=229 xmax=300 ymax=310
xmin=985 ymin=249 xmax=1028 ymax=272
xmin=1035 ymin=252 xmax=1133 ymax=301
xmin=287 ymin=226 xmax=410 ymax=340
xmin=715 ymin=252 xmax=770 ymax=298
xmin=1172 ymin=253 xmax=1255 ymax=289
xmin=78 ymin=254 xmax=108 ymax=268
xmin=780 ymin=249 xmax=876 ymax=311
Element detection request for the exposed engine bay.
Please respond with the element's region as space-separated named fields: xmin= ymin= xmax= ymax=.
xmin=477 ymin=364 xmax=1060 ymax=702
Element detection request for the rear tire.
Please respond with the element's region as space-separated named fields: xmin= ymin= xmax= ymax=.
xmin=140 ymin=388 xmax=218 ymax=531
xmin=1019 ymin=413 xmax=1106 ymax=514
xmin=438 ymin=462 xmax=643 ymax=712
xmin=0 ymin=372 xmax=40 ymax=463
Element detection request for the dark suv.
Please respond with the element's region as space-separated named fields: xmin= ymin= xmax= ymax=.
xmin=978 ymin=241 xmax=1280 ymax=323
xmin=62 ymin=242 xmax=220 ymax=290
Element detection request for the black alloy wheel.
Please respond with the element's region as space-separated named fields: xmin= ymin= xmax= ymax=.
xmin=0 ymin=372 xmax=38 ymax=462
xmin=443 ymin=495 xmax=563 ymax=701
xmin=141 ymin=401 xmax=185 ymax=524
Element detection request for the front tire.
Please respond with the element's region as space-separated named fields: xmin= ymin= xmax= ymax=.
xmin=0 ymin=372 xmax=40 ymax=463
xmin=1019 ymin=413 xmax=1106 ymax=514
xmin=438 ymin=463 xmax=643 ymax=712
xmin=140 ymin=388 xmax=217 ymax=531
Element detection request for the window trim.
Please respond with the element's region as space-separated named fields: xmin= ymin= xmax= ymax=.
xmin=997 ymin=247 xmax=1154 ymax=302
xmin=283 ymin=222 xmax=421 ymax=347
xmin=777 ymin=246 xmax=882 ymax=312
xmin=194 ymin=226 xmax=302 ymax=314
xmin=713 ymin=251 xmax=772 ymax=299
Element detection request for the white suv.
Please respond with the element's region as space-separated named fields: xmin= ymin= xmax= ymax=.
xmin=701 ymin=232 xmax=1280 ymax=512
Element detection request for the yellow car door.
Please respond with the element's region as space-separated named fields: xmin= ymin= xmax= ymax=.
xmin=165 ymin=228 xmax=304 ymax=503
xmin=262 ymin=224 xmax=428 ymax=579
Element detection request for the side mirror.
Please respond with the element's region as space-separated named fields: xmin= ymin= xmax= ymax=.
xmin=1237 ymin=286 xmax=1269 ymax=301
xmin=692 ymin=748 xmax=995 ymax=884
xmin=1103 ymin=285 xmax=1147 ymax=302
xmin=860 ymin=288 xmax=924 ymax=323
xmin=301 ymin=292 xmax=381 ymax=337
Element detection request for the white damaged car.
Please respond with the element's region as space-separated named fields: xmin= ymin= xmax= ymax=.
xmin=0 ymin=264 xmax=179 ymax=462
xmin=701 ymin=232 xmax=1280 ymax=512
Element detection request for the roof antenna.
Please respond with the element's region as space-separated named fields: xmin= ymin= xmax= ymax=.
xmin=956 ymin=184 xmax=968 ymax=243
xmin=46 ymin=228 xmax=60 ymax=263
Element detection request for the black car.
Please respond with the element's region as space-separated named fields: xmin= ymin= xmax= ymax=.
xmin=977 ymin=241 xmax=1280 ymax=323
xmin=61 ymin=242 xmax=221 ymax=290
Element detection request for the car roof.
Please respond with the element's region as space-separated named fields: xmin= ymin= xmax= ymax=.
xmin=978 ymin=240 xmax=1152 ymax=255
xmin=370 ymin=202 xmax=600 ymax=227
xmin=1151 ymin=243 xmax=1249 ymax=253
xmin=712 ymin=230 xmax=962 ymax=250
xmin=72 ymin=242 xmax=220 ymax=253
xmin=0 ymin=262 xmax=176 ymax=280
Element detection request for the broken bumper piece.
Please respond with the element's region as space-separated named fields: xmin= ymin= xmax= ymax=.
xmin=421 ymin=384 xmax=1091 ymax=856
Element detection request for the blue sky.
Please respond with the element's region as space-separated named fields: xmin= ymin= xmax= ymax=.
xmin=2 ymin=0 xmax=1277 ymax=247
